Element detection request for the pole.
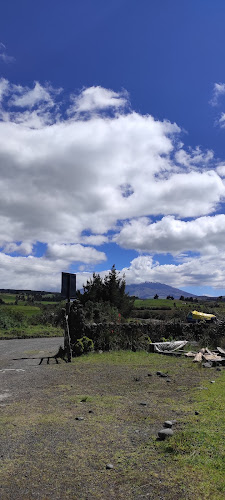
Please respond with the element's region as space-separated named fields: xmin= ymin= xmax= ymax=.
xmin=64 ymin=274 xmax=72 ymax=362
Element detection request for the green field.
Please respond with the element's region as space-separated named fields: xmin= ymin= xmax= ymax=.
xmin=0 ymin=295 xmax=64 ymax=339
xmin=134 ymin=298 xmax=184 ymax=308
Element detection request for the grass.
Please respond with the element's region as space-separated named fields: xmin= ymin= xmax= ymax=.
xmin=0 ymin=324 xmax=63 ymax=339
xmin=134 ymin=298 xmax=184 ymax=308
xmin=0 ymin=350 xmax=224 ymax=499
xmin=0 ymin=293 xmax=17 ymax=303
xmin=2 ymin=304 xmax=41 ymax=316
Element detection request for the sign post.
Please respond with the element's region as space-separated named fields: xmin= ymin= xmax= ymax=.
xmin=61 ymin=273 xmax=77 ymax=362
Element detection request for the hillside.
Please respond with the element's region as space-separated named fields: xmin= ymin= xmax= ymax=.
xmin=125 ymin=281 xmax=199 ymax=299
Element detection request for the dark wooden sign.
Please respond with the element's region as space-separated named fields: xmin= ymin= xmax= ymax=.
xmin=61 ymin=272 xmax=76 ymax=299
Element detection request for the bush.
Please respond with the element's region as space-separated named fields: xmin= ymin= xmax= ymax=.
xmin=73 ymin=338 xmax=84 ymax=356
xmin=82 ymin=336 xmax=94 ymax=353
xmin=72 ymin=336 xmax=94 ymax=356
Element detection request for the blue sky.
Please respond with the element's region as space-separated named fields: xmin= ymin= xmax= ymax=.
xmin=1 ymin=0 xmax=225 ymax=295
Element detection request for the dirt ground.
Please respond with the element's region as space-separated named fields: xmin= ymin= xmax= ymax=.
xmin=0 ymin=340 xmax=223 ymax=499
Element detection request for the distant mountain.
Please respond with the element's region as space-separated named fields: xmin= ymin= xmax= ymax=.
xmin=125 ymin=282 xmax=199 ymax=299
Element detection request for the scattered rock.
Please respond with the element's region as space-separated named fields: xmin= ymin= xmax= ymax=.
xmin=76 ymin=417 xmax=84 ymax=421
xmin=106 ymin=463 xmax=114 ymax=470
xmin=147 ymin=373 xmax=152 ymax=377
xmin=158 ymin=428 xmax=173 ymax=440
xmin=216 ymin=367 xmax=222 ymax=371
xmin=156 ymin=371 xmax=168 ymax=378
xmin=166 ymin=379 xmax=171 ymax=383
xmin=210 ymin=380 xmax=215 ymax=383
xmin=164 ymin=420 xmax=173 ymax=428
xmin=202 ymin=362 xmax=213 ymax=368
xmin=139 ymin=402 xmax=147 ymax=406
xmin=134 ymin=377 xmax=140 ymax=382
xmin=88 ymin=410 xmax=93 ymax=414
xmin=195 ymin=411 xmax=199 ymax=415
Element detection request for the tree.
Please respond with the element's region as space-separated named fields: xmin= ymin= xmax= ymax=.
xmin=154 ymin=294 xmax=159 ymax=299
xmin=79 ymin=265 xmax=134 ymax=317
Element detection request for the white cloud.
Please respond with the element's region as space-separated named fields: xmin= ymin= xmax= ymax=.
xmin=0 ymin=43 xmax=15 ymax=64
xmin=210 ymin=82 xmax=225 ymax=106
xmin=0 ymin=78 xmax=9 ymax=102
xmin=115 ymin=214 xmax=225 ymax=255
xmin=3 ymin=241 xmax=33 ymax=256
xmin=46 ymin=243 xmax=106 ymax=263
xmin=216 ymin=165 xmax=225 ymax=176
xmin=68 ymin=86 xmax=128 ymax=115
xmin=120 ymin=255 xmax=225 ymax=290
xmin=218 ymin=113 xmax=225 ymax=128
xmin=0 ymin=250 xmax=224 ymax=292
xmin=9 ymin=81 xmax=60 ymax=109
xmin=175 ymin=146 xmax=214 ymax=169
xmin=0 ymin=80 xmax=225 ymax=291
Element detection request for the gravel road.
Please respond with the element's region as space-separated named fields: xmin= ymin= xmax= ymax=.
xmin=0 ymin=337 xmax=64 ymax=402
xmin=0 ymin=337 xmax=64 ymax=366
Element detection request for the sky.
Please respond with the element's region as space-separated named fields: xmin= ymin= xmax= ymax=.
xmin=1 ymin=0 xmax=225 ymax=295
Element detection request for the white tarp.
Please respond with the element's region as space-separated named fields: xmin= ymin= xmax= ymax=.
xmin=152 ymin=340 xmax=188 ymax=352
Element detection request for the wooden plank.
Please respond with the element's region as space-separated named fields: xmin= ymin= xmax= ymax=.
xmin=193 ymin=352 xmax=203 ymax=362
xmin=217 ymin=347 xmax=225 ymax=355
xmin=203 ymin=354 xmax=223 ymax=362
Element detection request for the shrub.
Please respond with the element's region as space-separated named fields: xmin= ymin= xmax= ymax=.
xmin=82 ymin=336 xmax=94 ymax=353
xmin=72 ymin=336 xmax=94 ymax=356
xmin=73 ymin=338 xmax=84 ymax=356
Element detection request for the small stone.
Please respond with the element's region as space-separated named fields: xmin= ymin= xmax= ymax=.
xmin=164 ymin=420 xmax=173 ymax=428
xmin=158 ymin=428 xmax=173 ymax=440
xmin=156 ymin=371 xmax=168 ymax=378
xmin=139 ymin=402 xmax=147 ymax=406
xmin=210 ymin=380 xmax=215 ymax=383
xmin=89 ymin=410 xmax=93 ymax=413
xmin=216 ymin=367 xmax=222 ymax=371
xmin=147 ymin=373 xmax=152 ymax=377
xmin=106 ymin=463 xmax=114 ymax=470
xmin=166 ymin=379 xmax=171 ymax=383
xmin=195 ymin=411 xmax=199 ymax=415
xmin=202 ymin=362 xmax=212 ymax=368
xmin=76 ymin=417 xmax=84 ymax=421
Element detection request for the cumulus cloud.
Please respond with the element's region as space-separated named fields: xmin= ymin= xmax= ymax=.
xmin=3 ymin=241 xmax=33 ymax=256
xmin=46 ymin=243 xmax=106 ymax=263
xmin=120 ymin=255 xmax=225 ymax=290
xmin=9 ymin=81 xmax=59 ymax=109
xmin=0 ymin=80 xmax=225 ymax=290
xmin=115 ymin=214 xmax=225 ymax=255
xmin=0 ymin=250 xmax=224 ymax=292
xmin=175 ymin=146 xmax=214 ymax=169
xmin=68 ymin=86 xmax=128 ymax=115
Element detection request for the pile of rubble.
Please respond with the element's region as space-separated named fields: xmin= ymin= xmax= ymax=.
xmin=185 ymin=346 xmax=225 ymax=367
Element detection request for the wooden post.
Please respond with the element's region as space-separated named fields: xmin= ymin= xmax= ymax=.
xmin=61 ymin=272 xmax=76 ymax=363
xmin=64 ymin=275 xmax=72 ymax=362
